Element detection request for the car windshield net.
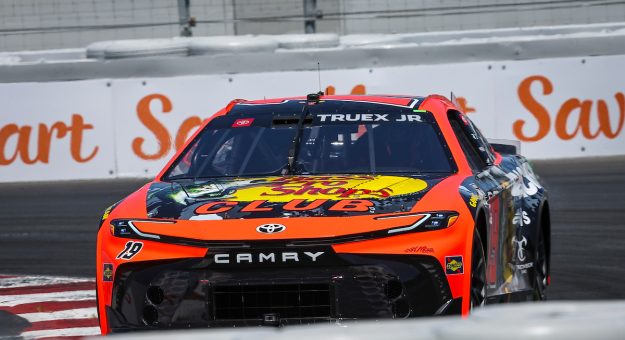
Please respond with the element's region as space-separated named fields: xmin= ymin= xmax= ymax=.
xmin=164 ymin=111 xmax=454 ymax=180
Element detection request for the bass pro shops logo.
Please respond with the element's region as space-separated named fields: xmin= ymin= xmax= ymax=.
xmin=445 ymin=256 xmax=464 ymax=275
xmin=256 ymin=223 xmax=286 ymax=234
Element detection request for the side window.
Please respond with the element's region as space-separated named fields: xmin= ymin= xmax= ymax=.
xmin=467 ymin=120 xmax=496 ymax=164
xmin=448 ymin=112 xmax=488 ymax=172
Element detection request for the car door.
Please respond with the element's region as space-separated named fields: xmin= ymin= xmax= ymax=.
xmin=447 ymin=111 xmax=527 ymax=299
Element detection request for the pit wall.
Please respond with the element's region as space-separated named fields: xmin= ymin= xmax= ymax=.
xmin=1 ymin=54 xmax=624 ymax=182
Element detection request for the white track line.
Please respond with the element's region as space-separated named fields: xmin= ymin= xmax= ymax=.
xmin=0 ymin=276 xmax=93 ymax=289
xmin=0 ymin=290 xmax=95 ymax=307
xmin=18 ymin=307 xmax=98 ymax=322
xmin=20 ymin=326 xmax=101 ymax=339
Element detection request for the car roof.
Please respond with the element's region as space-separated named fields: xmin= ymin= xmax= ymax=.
xmin=225 ymin=94 xmax=460 ymax=118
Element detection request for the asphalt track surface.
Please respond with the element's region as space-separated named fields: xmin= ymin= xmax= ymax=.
xmin=1 ymin=156 xmax=624 ymax=300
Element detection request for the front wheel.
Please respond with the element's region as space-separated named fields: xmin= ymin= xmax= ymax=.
xmin=470 ymin=230 xmax=487 ymax=309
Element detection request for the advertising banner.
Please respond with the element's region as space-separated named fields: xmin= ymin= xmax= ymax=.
xmin=0 ymin=80 xmax=116 ymax=181
xmin=1 ymin=55 xmax=624 ymax=182
xmin=495 ymin=56 xmax=625 ymax=158
xmin=110 ymin=65 xmax=497 ymax=177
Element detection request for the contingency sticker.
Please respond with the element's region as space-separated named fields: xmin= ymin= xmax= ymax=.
xmin=445 ymin=256 xmax=464 ymax=275
xmin=103 ymin=263 xmax=114 ymax=281
xmin=232 ymin=118 xmax=255 ymax=127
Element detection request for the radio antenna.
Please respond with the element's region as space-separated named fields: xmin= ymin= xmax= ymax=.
xmin=317 ymin=62 xmax=323 ymax=94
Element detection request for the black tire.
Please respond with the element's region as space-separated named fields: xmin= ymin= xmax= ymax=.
xmin=533 ymin=225 xmax=548 ymax=300
xmin=470 ymin=229 xmax=487 ymax=309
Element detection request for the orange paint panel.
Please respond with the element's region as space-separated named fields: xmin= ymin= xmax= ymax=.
xmin=106 ymin=184 xmax=150 ymax=219
xmin=96 ymin=228 xmax=206 ymax=334
xmin=411 ymin=175 xmax=469 ymax=213
xmin=332 ymin=212 xmax=474 ymax=299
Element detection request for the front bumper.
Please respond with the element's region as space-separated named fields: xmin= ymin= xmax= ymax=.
xmin=105 ymin=250 xmax=457 ymax=332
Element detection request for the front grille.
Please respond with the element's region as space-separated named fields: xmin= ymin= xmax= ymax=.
xmin=109 ymin=254 xmax=453 ymax=331
xmin=213 ymin=283 xmax=331 ymax=320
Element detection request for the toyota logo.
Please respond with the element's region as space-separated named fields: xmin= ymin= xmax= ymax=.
xmin=256 ymin=223 xmax=286 ymax=234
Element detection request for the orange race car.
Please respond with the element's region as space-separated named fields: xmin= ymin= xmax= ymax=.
xmin=96 ymin=93 xmax=550 ymax=333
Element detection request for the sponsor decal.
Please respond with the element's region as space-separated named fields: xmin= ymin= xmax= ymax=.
xmin=213 ymin=251 xmax=325 ymax=264
xmin=232 ymin=118 xmax=254 ymax=127
xmin=256 ymin=223 xmax=286 ymax=234
xmin=469 ymin=194 xmax=478 ymax=208
xmin=505 ymin=164 xmax=542 ymax=198
xmin=509 ymin=262 xmax=534 ymax=270
xmin=146 ymin=175 xmax=436 ymax=219
xmin=103 ymin=263 xmax=114 ymax=281
xmin=102 ymin=206 xmax=113 ymax=221
xmin=116 ymin=241 xmax=143 ymax=260
xmin=445 ymin=256 xmax=464 ymax=275
xmin=512 ymin=210 xmax=531 ymax=227
xmin=99 ymin=202 xmax=119 ymax=227
xmin=195 ymin=199 xmax=375 ymax=214
xmin=405 ymin=246 xmax=434 ymax=254
xmin=511 ymin=236 xmax=528 ymax=261
xmin=228 ymin=175 xmax=429 ymax=202
xmin=317 ymin=113 xmax=422 ymax=122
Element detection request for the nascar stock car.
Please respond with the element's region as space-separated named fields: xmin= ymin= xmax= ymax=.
xmin=96 ymin=93 xmax=550 ymax=333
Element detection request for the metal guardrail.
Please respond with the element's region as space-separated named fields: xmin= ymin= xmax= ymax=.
xmin=99 ymin=301 xmax=625 ymax=340
xmin=2 ymin=22 xmax=625 ymax=83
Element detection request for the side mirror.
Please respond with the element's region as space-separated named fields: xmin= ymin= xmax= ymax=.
xmin=488 ymin=139 xmax=521 ymax=155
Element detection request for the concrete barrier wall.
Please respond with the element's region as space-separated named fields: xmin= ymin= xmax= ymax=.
xmin=2 ymin=25 xmax=625 ymax=182
xmin=91 ymin=301 xmax=625 ymax=340
xmin=1 ymin=54 xmax=625 ymax=182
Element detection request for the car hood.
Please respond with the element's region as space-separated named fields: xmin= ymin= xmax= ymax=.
xmin=145 ymin=174 xmax=446 ymax=220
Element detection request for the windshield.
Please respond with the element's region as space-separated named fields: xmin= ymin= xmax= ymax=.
xmin=164 ymin=111 xmax=454 ymax=180
xmin=296 ymin=122 xmax=452 ymax=174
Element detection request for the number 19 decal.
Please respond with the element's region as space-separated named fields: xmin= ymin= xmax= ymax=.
xmin=116 ymin=241 xmax=143 ymax=260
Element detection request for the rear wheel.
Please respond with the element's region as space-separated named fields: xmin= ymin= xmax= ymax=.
xmin=533 ymin=226 xmax=548 ymax=300
xmin=470 ymin=230 xmax=487 ymax=309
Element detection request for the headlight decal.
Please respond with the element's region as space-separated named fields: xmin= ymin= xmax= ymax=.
xmin=386 ymin=213 xmax=431 ymax=234
xmin=110 ymin=219 xmax=175 ymax=240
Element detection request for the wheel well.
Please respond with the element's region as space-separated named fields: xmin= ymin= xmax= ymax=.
xmin=541 ymin=201 xmax=552 ymax=278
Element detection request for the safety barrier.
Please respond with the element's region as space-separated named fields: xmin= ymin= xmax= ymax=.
xmin=94 ymin=301 xmax=625 ymax=340
xmin=1 ymin=23 xmax=625 ymax=182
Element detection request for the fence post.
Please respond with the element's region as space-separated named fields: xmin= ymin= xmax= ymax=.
xmin=178 ymin=0 xmax=193 ymax=37
xmin=304 ymin=0 xmax=317 ymax=33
